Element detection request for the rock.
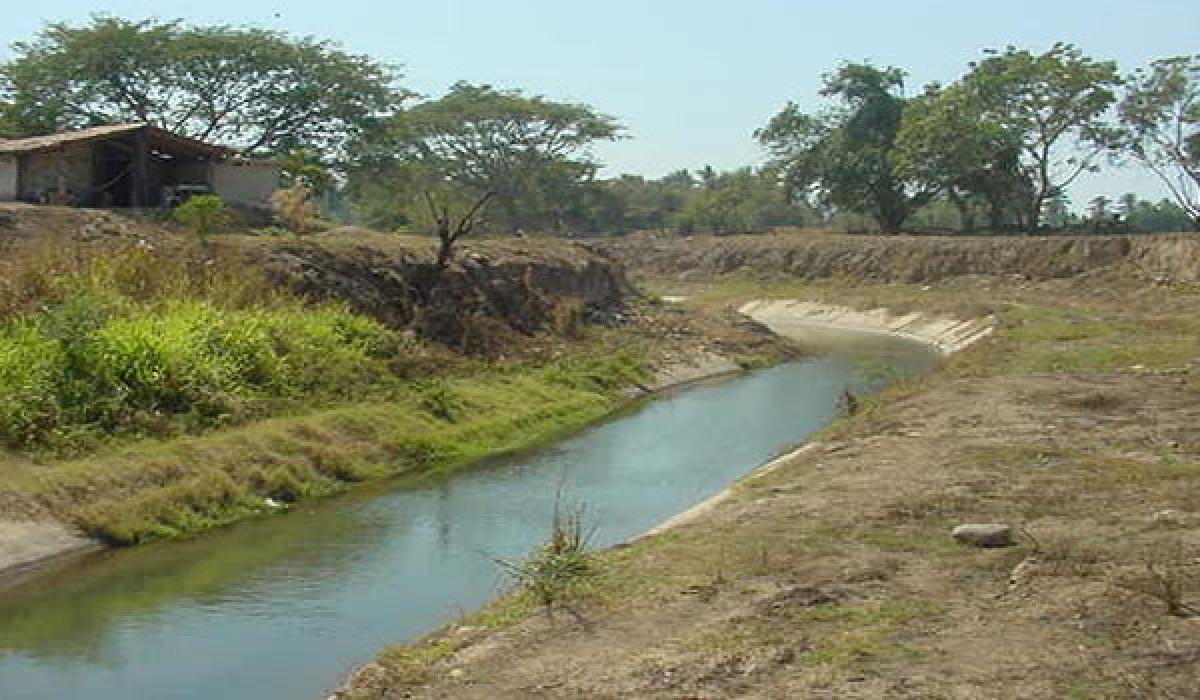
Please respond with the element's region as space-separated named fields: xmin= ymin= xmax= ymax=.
xmin=448 ymin=668 xmax=465 ymax=680
xmin=1152 ymin=509 xmax=1189 ymax=526
xmin=952 ymin=523 xmax=1015 ymax=548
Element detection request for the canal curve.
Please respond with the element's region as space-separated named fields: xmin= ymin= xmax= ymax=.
xmin=0 ymin=332 xmax=935 ymax=699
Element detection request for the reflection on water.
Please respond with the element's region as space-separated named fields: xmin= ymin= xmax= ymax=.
xmin=0 ymin=334 xmax=935 ymax=700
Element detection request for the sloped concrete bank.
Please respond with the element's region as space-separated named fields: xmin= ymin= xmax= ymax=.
xmin=739 ymin=299 xmax=995 ymax=354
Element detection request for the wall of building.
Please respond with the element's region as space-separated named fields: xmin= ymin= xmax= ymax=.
xmin=20 ymin=143 xmax=94 ymax=204
xmin=211 ymin=162 xmax=278 ymax=208
xmin=0 ymin=156 xmax=17 ymax=201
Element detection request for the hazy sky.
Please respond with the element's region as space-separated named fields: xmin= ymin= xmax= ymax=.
xmin=2 ymin=0 xmax=1197 ymax=204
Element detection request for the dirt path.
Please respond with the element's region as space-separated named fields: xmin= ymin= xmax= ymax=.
xmin=339 ymin=276 xmax=1199 ymax=700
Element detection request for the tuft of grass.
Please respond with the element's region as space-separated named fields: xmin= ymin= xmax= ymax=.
xmin=1111 ymin=540 xmax=1198 ymax=617
xmin=494 ymin=497 xmax=601 ymax=615
xmin=375 ymin=641 xmax=456 ymax=686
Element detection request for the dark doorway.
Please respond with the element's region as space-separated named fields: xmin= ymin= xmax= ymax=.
xmin=93 ymin=140 xmax=135 ymax=206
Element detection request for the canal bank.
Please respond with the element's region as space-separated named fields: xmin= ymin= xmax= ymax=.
xmin=338 ymin=272 xmax=1199 ymax=699
xmin=0 ymin=331 xmax=937 ymax=700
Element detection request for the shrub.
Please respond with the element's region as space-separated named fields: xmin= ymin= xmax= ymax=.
xmin=271 ymin=184 xmax=318 ymax=234
xmin=0 ymin=299 xmax=401 ymax=453
xmin=0 ymin=324 xmax=64 ymax=448
xmin=174 ymin=195 xmax=234 ymax=239
xmin=495 ymin=498 xmax=599 ymax=613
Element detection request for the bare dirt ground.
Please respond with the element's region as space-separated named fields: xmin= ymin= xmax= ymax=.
xmin=341 ymin=268 xmax=1200 ymax=699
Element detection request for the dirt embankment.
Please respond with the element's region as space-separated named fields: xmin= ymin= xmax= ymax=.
xmin=340 ymin=235 xmax=1199 ymax=700
xmin=252 ymin=234 xmax=632 ymax=351
xmin=0 ymin=209 xmax=791 ymax=578
xmin=604 ymin=232 xmax=1200 ymax=285
xmin=0 ymin=204 xmax=636 ymax=353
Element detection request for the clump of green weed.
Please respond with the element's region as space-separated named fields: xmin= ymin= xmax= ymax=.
xmin=174 ymin=195 xmax=234 ymax=239
xmin=495 ymin=498 xmax=600 ymax=618
xmin=0 ymin=297 xmax=401 ymax=454
xmin=375 ymin=641 xmax=454 ymax=685
xmin=539 ymin=350 xmax=647 ymax=392
xmin=412 ymin=378 xmax=466 ymax=422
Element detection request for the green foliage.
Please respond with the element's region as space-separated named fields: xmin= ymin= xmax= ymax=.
xmin=349 ymin=82 xmax=621 ymax=233
xmin=1119 ymin=55 xmax=1200 ymax=229
xmin=277 ymin=149 xmax=334 ymax=197
xmin=673 ymin=168 xmax=812 ymax=234
xmin=756 ymin=63 xmax=938 ymax=233
xmin=0 ymin=15 xmax=403 ymax=155
xmin=895 ymin=84 xmax=1031 ymax=232
xmin=0 ymin=297 xmax=399 ymax=452
xmin=412 ymin=378 xmax=466 ymax=422
xmin=957 ymin=44 xmax=1122 ymax=229
xmin=495 ymin=499 xmax=600 ymax=610
xmin=173 ymin=195 xmax=233 ymax=238
xmin=20 ymin=354 xmax=625 ymax=544
xmin=538 ymin=351 xmax=647 ymax=392
xmin=1124 ymin=196 xmax=1196 ymax=232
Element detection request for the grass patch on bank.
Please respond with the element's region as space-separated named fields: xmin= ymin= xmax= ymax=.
xmin=0 ymin=351 xmax=645 ymax=544
xmin=0 ymin=295 xmax=410 ymax=456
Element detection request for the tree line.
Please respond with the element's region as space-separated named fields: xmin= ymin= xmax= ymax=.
xmin=1 ymin=17 xmax=1196 ymax=234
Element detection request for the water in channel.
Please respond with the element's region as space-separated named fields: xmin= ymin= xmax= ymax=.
xmin=0 ymin=332 xmax=936 ymax=700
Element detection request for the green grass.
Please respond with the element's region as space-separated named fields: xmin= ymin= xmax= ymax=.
xmin=0 ymin=350 xmax=646 ymax=544
xmin=0 ymin=294 xmax=403 ymax=455
xmin=991 ymin=306 xmax=1198 ymax=373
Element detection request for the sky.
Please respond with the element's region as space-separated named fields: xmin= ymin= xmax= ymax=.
xmin=1 ymin=0 xmax=1197 ymax=206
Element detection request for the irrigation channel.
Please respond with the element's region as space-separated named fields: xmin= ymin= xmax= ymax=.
xmin=0 ymin=332 xmax=936 ymax=699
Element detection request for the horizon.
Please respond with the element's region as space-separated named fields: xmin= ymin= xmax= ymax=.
xmin=2 ymin=0 xmax=1197 ymax=208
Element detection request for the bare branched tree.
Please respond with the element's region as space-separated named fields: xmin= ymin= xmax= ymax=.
xmin=424 ymin=190 xmax=495 ymax=270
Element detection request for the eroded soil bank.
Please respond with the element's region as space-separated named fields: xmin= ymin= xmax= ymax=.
xmin=0 ymin=210 xmax=793 ymax=577
xmin=342 ymin=234 xmax=1199 ymax=699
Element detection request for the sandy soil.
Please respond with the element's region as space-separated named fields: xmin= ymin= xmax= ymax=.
xmin=339 ymin=275 xmax=1200 ymax=700
xmin=0 ymin=520 xmax=95 ymax=577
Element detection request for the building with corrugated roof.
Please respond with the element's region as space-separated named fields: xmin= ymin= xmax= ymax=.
xmin=0 ymin=124 xmax=278 ymax=209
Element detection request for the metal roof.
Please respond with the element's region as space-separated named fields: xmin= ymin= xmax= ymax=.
xmin=0 ymin=124 xmax=233 ymax=158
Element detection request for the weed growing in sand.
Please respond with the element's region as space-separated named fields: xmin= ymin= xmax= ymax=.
xmin=1112 ymin=540 xmax=1198 ymax=617
xmin=495 ymin=496 xmax=600 ymax=618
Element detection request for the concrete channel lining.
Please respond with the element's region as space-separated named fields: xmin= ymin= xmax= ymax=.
xmin=738 ymin=299 xmax=995 ymax=355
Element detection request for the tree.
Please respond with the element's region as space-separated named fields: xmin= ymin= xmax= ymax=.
xmin=1125 ymin=197 xmax=1195 ymax=232
xmin=958 ymin=44 xmax=1121 ymax=230
xmin=0 ymin=16 xmax=403 ymax=156
xmin=1119 ymin=55 xmax=1200 ymax=230
xmin=756 ymin=63 xmax=938 ymax=233
xmin=675 ymin=168 xmax=810 ymax=234
xmin=278 ymin=150 xmax=334 ymax=198
xmin=1086 ymin=195 xmax=1111 ymax=221
xmin=426 ymin=191 xmax=495 ymax=269
xmin=895 ymin=83 xmax=1032 ymax=231
xmin=354 ymin=82 xmax=621 ymax=233
xmin=1040 ymin=189 xmax=1073 ymax=228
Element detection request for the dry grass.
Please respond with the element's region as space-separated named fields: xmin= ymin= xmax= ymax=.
xmin=0 ymin=237 xmax=282 ymax=320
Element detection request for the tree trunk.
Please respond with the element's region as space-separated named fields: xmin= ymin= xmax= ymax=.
xmin=949 ymin=190 xmax=974 ymax=234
